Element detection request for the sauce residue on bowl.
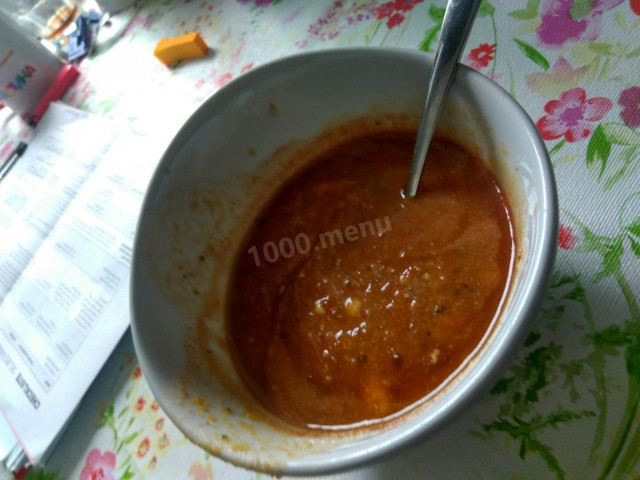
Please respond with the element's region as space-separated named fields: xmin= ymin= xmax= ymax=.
xmin=226 ymin=132 xmax=515 ymax=429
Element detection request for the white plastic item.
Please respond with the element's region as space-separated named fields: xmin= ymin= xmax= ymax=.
xmin=0 ymin=15 xmax=63 ymax=116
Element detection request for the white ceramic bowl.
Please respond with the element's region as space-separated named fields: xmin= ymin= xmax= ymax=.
xmin=130 ymin=48 xmax=558 ymax=475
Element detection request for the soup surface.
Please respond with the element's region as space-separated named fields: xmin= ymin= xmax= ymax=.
xmin=227 ymin=132 xmax=515 ymax=428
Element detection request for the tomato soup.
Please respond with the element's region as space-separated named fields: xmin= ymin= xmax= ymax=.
xmin=226 ymin=132 xmax=515 ymax=428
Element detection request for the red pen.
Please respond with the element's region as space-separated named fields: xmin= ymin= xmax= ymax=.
xmin=28 ymin=64 xmax=80 ymax=126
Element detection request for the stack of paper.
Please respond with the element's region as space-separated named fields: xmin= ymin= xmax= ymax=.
xmin=0 ymin=102 xmax=164 ymax=472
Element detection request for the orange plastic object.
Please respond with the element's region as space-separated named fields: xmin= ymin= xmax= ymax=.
xmin=153 ymin=32 xmax=208 ymax=66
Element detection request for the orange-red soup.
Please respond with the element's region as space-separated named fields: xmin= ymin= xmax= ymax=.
xmin=227 ymin=133 xmax=515 ymax=428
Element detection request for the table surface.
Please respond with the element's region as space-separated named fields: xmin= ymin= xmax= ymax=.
xmin=2 ymin=0 xmax=640 ymax=478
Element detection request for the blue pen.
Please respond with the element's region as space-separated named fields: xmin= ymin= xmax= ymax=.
xmin=0 ymin=142 xmax=28 ymax=183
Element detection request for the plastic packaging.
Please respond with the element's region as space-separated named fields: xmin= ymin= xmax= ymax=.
xmin=0 ymin=15 xmax=64 ymax=116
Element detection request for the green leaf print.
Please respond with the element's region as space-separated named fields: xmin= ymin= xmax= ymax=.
xmin=628 ymin=237 xmax=640 ymax=258
xmin=419 ymin=25 xmax=441 ymax=52
xmin=586 ymin=125 xmax=612 ymax=179
xmin=526 ymin=437 xmax=565 ymax=479
xmin=587 ymin=324 xmax=633 ymax=355
xmin=627 ymin=217 xmax=640 ymax=237
xmin=563 ymin=208 xmax=640 ymax=479
xmin=428 ymin=4 xmax=445 ymax=21
xmin=99 ymin=405 xmax=115 ymax=428
xmin=569 ymin=214 xmax=625 ymax=284
xmin=98 ymin=403 xmax=121 ymax=448
xmin=489 ymin=343 xmax=562 ymax=415
xmin=588 ymin=42 xmax=628 ymax=58
xmin=508 ymin=0 xmax=540 ymax=19
xmin=23 ymin=468 xmax=61 ymax=480
xmin=513 ymin=39 xmax=550 ymax=70
xmin=603 ymin=146 xmax=639 ymax=192
xmin=479 ymin=266 xmax=631 ymax=473
xmin=477 ymin=0 xmax=495 ymax=17
xmin=555 ymin=272 xmax=615 ymax=463
xmin=419 ymin=5 xmax=445 ymax=53
xmin=570 ymin=0 xmax=594 ymax=21
xmin=123 ymin=431 xmax=140 ymax=444
xmin=119 ymin=464 xmax=135 ymax=480
xmin=626 ymin=342 xmax=640 ymax=382
xmin=484 ymin=409 xmax=595 ymax=479
xmin=549 ymin=139 xmax=566 ymax=157
xmin=550 ymin=273 xmax=576 ymax=288
xmin=116 ymin=431 xmax=140 ymax=455
xmin=626 ymin=47 xmax=640 ymax=58
xmin=524 ymin=330 xmax=541 ymax=347
xmin=485 ymin=200 xmax=640 ymax=477
xmin=559 ymin=360 xmax=584 ymax=403
xmin=601 ymin=123 xmax=640 ymax=146
xmin=614 ymin=11 xmax=627 ymax=30
xmin=484 ymin=355 xmax=594 ymax=477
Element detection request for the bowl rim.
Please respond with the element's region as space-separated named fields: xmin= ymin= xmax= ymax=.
xmin=130 ymin=46 xmax=558 ymax=476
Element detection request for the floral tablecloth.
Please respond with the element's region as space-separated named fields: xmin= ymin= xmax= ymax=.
xmin=1 ymin=0 xmax=640 ymax=478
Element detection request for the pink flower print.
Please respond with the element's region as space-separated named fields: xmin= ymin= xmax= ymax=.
xmin=386 ymin=13 xmax=406 ymax=27
xmin=283 ymin=8 xmax=302 ymax=25
xmin=150 ymin=399 xmax=160 ymax=411
xmin=133 ymin=365 xmax=142 ymax=379
xmin=143 ymin=13 xmax=154 ymax=29
xmin=394 ymin=0 xmax=422 ymax=11
xmin=158 ymin=433 xmax=170 ymax=449
xmin=236 ymin=0 xmax=274 ymax=5
xmin=559 ymin=224 xmax=579 ymax=249
xmin=299 ymin=1 xmax=378 ymax=45
xmin=241 ymin=63 xmax=254 ymax=73
xmin=536 ymin=0 xmax=625 ymax=49
xmin=79 ymin=449 xmax=116 ymax=480
xmin=536 ymin=88 xmax=612 ymax=142
xmin=466 ymin=43 xmax=496 ymax=71
xmin=376 ymin=0 xmax=421 ymax=27
xmin=376 ymin=1 xmax=396 ymax=19
xmin=137 ymin=438 xmax=150 ymax=458
xmin=124 ymin=12 xmax=155 ymax=37
xmin=216 ymin=72 xmax=233 ymax=88
xmin=134 ymin=397 xmax=145 ymax=411
xmin=618 ymin=87 xmax=640 ymax=128
xmin=155 ymin=418 xmax=165 ymax=431
xmin=148 ymin=455 xmax=158 ymax=470
xmin=188 ymin=461 xmax=214 ymax=480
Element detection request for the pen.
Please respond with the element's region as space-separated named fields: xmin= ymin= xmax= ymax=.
xmin=28 ymin=65 xmax=80 ymax=127
xmin=0 ymin=142 xmax=28 ymax=182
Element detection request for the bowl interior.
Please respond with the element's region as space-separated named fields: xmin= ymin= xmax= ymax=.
xmin=130 ymin=48 xmax=556 ymax=475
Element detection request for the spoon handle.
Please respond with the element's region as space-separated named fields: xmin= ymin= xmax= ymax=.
xmin=405 ymin=0 xmax=482 ymax=197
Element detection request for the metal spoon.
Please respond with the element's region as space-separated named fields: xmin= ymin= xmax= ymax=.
xmin=404 ymin=0 xmax=482 ymax=197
